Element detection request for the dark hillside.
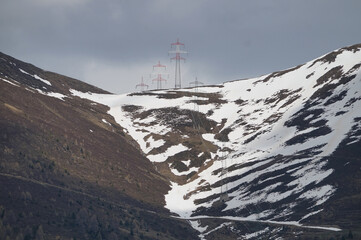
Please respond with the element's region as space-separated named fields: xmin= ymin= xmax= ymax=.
xmin=0 ymin=52 xmax=197 ymax=239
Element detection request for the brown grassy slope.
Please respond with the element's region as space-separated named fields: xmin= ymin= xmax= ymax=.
xmin=0 ymin=75 xmax=169 ymax=208
xmin=0 ymin=52 xmax=198 ymax=239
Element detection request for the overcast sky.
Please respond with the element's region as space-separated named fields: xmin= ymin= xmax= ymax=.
xmin=1 ymin=0 xmax=360 ymax=94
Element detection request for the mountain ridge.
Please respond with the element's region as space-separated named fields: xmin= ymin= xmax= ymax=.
xmin=70 ymin=43 xmax=361 ymax=239
xmin=1 ymin=44 xmax=361 ymax=239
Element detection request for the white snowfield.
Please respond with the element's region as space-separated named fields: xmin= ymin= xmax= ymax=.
xmin=69 ymin=45 xmax=361 ymax=237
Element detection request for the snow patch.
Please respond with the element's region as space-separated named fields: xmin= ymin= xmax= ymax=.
xmin=32 ymin=88 xmax=67 ymax=101
xmin=19 ymin=68 xmax=51 ymax=85
xmin=182 ymin=159 xmax=191 ymax=167
xmin=189 ymin=220 xmax=207 ymax=233
xmin=171 ymin=166 xmax=199 ymax=176
xmin=298 ymin=185 xmax=335 ymax=206
xmin=144 ymin=136 xmax=165 ymax=154
xmin=147 ymin=144 xmax=188 ymax=163
xmin=1 ymin=77 xmax=20 ymax=86
xmin=243 ymin=227 xmax=270 ymax=239
xmin=102 ymin=119 xmax=111 ymax=126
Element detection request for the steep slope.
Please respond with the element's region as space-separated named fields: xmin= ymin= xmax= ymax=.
xmin=0 ymin=52 xmax=197 ymax=240
xmin=71 ymin=43 xmax=361 ymax=239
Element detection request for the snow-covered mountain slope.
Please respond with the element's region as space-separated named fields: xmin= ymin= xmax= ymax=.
xmin=4 ymin=44 xmax=359 ymax=238
xmin=70 ymin=44 xmax=361 ymax=238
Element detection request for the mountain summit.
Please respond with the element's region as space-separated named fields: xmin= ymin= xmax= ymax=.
xmin=1 ymin=44 xmax=361 ymax=239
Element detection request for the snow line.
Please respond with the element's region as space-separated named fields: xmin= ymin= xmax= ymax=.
xmin=173 ymin=215 xmax=341 ymax=232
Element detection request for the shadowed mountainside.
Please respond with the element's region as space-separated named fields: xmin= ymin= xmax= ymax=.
xmin=0 ymin=52 xmax=197 ymax=240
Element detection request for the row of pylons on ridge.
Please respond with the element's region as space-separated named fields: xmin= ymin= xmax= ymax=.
xmin=135 ymin=39 xmax=229 ymax=204
xmin=135 ymin=39 xmax=187 ymax=91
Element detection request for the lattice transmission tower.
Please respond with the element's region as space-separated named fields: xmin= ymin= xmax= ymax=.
xmin=135 ymin=76 xmax=149 ymax=92
xmin=189 ymin=77 xmax=203 ymax=112
xmin=189 ymin=77 xmax=203 ymax=92
xmin=220 ymin=146 xmax=229 ymax=203
xmin=151 ymin=61 xmax=168 ymax=90
xmin=169 ymin=39 xmax=187 ymax=89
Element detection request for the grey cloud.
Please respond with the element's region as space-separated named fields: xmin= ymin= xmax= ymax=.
xmin=1 ymin=0 xmax=360 ymax=94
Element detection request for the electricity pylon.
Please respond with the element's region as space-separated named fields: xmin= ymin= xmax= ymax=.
xmin=169 ymin=39 xmax=187 ymax=89
xmin=135 ymin=76 xmax=149 ymax=91
xmin=151 ymin=61 xmax=167 ymax=90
